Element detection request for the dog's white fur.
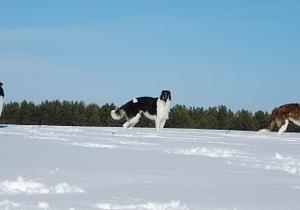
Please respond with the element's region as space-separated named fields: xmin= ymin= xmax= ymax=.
xmin=0 ymin=96 xmax=4 ymax=117
xmin=155 ymin=99 xmax=171 ymax=130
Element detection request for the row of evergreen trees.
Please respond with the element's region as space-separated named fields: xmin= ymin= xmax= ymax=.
xmin=0 ymin=100 xmax=299 ymax=132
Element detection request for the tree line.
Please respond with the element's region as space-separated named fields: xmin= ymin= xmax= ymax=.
xmin=0 ymin=100 xmax=299 ymax=132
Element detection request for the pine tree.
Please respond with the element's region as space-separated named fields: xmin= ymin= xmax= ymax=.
xmin=85 ymin=104 xmax=101 ymax=126
xmin=233 ymin=110 xmax=256 ymax=130
xmin=253 ymin=111 xmax=269 ymax=130
xmin=167 ymin=105 xmax=192 ymax=128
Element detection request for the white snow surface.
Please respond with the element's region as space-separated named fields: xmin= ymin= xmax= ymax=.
xmin=38 ymin=202 xmax=50 ymax=209
xmin=1 ymin=125 xmax=300 ymax=209
xmin=0 ymin=177 xmax=84 ymax=195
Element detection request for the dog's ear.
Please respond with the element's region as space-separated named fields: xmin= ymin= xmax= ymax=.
xmin=167 ymin=90 xmax=171 ymax=100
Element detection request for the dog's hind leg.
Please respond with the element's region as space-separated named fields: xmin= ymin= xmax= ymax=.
xmin=123 ymin=121 xmax=130 ymax=129
xmin=278 ymin=119 xmax=289 ymax=135
xmin=128 ymin=116 xmax=141 ymax=129
xmin=123 ymin=113 xmax=141 ymax=129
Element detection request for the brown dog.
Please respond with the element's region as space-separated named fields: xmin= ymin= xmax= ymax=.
xmin=260 ymin=103 xmax=300 ymax=135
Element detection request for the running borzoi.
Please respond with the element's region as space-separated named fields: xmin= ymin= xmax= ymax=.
xmin=259 ymin=103 xmax=300 ymax=135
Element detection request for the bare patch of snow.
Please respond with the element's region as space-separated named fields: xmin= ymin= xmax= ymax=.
xmin=0 ymin=177 xmax=84 ymax=195
xmin=166 ymin=147 xmax=247 ymax=159
xmin=0 ymin=200 xmax=20 ymax=210
xmin=93 ymin=200 xmax=189 ymax=210
xmin=38 ymin=202 xmax=50 ymax=209
xmin=265 ymin=153 xmax=300 ymax=175
xmin=54 ymin=182 xmax=84 ymax=194
xmin=72 ymin=142 xmax=116 ymax=149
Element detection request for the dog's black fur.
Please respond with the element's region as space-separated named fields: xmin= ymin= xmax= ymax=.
xmin=115 ymin=97 xmax=157 ymax=119
xmin=0 ymin=82 xmax=4 ymax=117
xmin=0 ymin=82 xmax=4 ymax=97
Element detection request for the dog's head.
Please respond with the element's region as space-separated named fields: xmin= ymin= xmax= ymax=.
xmin=160 ymin=90 xmax=171 ymax=102
xmin=0 ymin=82 xmax=3 ymax=86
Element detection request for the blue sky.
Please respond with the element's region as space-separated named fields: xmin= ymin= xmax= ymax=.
xmin=0 ymin=0 xmax=299 ymax=111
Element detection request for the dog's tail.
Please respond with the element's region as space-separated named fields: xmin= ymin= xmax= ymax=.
xmin=258 ymin=108 xmax=278 ymax=133
xmin=111 ymin=108 xmax=125 ymax=120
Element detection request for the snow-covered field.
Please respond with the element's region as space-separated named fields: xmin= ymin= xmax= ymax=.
xmin=1 ymin=125 xmax=300 ymax=210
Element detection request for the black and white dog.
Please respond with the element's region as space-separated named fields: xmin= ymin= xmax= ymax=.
xmin=111 ymin=90 xmax=171 ymax=130
xmin=0 ymin=82 xmax=4 ymax=117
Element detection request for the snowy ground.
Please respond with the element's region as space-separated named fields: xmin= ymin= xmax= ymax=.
xmin=1 ymin=125 xmax=300 ymax=210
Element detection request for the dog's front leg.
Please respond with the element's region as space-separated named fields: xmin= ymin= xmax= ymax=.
xmin=155 ymin=118 xmax=164 ymax=131
xmin=159 ymin=119 xmax=166 ymax=129
xmin=278 ymin=119 xmax=289 ymax=135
